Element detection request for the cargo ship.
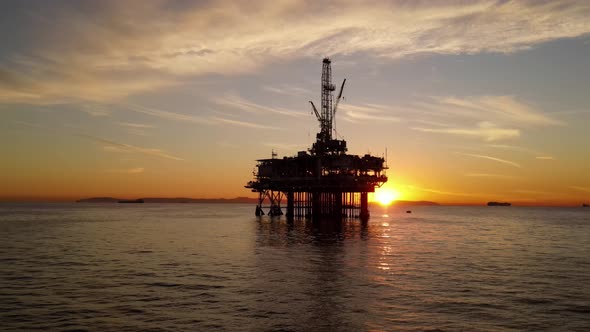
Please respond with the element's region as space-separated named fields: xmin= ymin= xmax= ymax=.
xmin=118 ymin=199 xmax=144 ymax=203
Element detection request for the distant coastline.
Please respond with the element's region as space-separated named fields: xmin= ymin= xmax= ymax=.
xmin=76 ymin=197 xmax=440 ymax=206
xmin=76 ymin=197 xmax=260 ymax=204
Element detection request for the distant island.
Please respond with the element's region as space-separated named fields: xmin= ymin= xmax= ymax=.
xmin=487 ymin=201 xmax=511 ymax=206
xmin=77 ymin=197 xmax=440 ymax=206
xmin=76 ymin=197 xmax=259 ymax=204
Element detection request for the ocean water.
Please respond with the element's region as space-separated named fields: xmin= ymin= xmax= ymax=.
xmin=1 ymin=203 xmax=589 ymax=331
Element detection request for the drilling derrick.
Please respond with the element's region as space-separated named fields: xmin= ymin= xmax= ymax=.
xmin=246 ymin=58 xmax=387 ymax=220
xmin=321 ymin=58 xmax=334 ymax=141
xmin=310 ymin=58 xmax=347 ymax=156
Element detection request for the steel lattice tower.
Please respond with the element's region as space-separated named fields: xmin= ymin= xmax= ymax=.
xmin=320 ymin=58 xmax=336 ymax=141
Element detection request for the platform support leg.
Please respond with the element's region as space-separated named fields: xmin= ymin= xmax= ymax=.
xmin=360 ymin=192 xmax=369 ymax=220
xmin=286 ymin=192 xmax=294 ymax=219
xmin=255 ymin=191 xmax=265 ymax=216
xmin=312 ymin=192 xmax=321 ymax=219
xmin=335 ymin=192 xmax=343 ymax=218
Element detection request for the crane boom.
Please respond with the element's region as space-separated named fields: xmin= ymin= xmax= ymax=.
xmin=333 ymin=79 xmax=346 ymax=115
xmin=309 ymin=101 xmax=321 ymax=121
xmin=337 ymin=79 xmax=346 ymax=99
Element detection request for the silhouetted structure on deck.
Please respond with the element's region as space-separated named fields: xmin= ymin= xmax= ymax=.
xmin=246 ymin=58 xmax=387 ymax=220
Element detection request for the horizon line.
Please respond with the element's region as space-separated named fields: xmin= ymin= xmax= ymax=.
xmin=0 ymin=196 xmax=587 ymax=207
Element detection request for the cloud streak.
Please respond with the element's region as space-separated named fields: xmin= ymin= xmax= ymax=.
xmin=81 ymin=134 xmax=184 ymax=161
xmin=465 ymin=173 xmax=518 ymax=179
xmin=513 ymin=189 xmax=566 ymax=196
xmin=122 ymin=102 xmax=285 ymax=130
xmin=487 ymin=144 xmax=541 ymax=154
xmin=570 ymin=186 xmax=590 ymax=193
xmin=105 ymin=167 xmax=145 ymax=174
xmin=263 ymin=84 xmax=310 ymax=96
xmin=340 ymin=103 xmax=401 ymax=123
xmin=408 ymin=185 xmax=474 ymax=197
xmin=117 ymin=122 xmax=155 ymax=129
xmin=413 ymin=121 xmax=520 ymax=141
xmin=123 ymin=103 xmax=212 ymax=125
xmin=210 ymin=116 xmax=279 ymax=130
xmin=487 ymin=144 xmax=555 ymax=160
xmin=455 ymin=152 xmax=522 ymax=168
xmin=409 ymin=95 xmax=563 ymax=141
xmin=213 ymin=94 xmax=306 ymax=118
xmin=436 ymin=96 xmax=564 ymax=127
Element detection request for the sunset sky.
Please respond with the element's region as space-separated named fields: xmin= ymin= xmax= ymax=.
xmin=1 ymin=0 xmax=589 ymax=205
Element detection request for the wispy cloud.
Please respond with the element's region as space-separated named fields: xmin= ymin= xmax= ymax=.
xmin=487 ymin=144 xmax=540 ymax=154
xmin=210 ymin=116 xmax=278 ymax=130
xmin=455 ymin=152 xmax=522 ymax=168
xmin=570 ymin=186 xmax=590 ymax=193
xmin=263 ymin=85 xmax=310 ymax=96
xmin=213 ymin=94 xmax=305 ymax=117
xmin=436 ymin=96 xmax=563 ymax=127
xmin=117 ymin=122 xmax=155 ymax=129
xmin=13 ymin=120 xmax=44 ymax=129
xmin=0 ymin=58 xmax=173 ymax=105
xmin=105 ymin=167 xmax=145 ymax=174
xmin=116 ymin=121 xmax=156 ymax=136
xmin=410 ymin=119 xmax=452 ymax=128
xmin=549 ymin=109 xmax=590 ymax=116
xmin=513 ymin=189 xmax=566 ymax=196
xmin=413 ymin=121 xmax=519 ymax=141
xmin=123 ymin=102 xmax=284 ymax=130
xmin=81 ymin=104 xmax=112 ymax=117
xmin=465 ymin=173 xmax=518 ymax=179
xmin=102 ymin=146 xmax=127 ymax=153
xmin=82 ymin=134 xmax=184 ymax=161
xmin=127 ymin=167 xmax=145 ymax=174
xmin=408 ymin=185 xmax=474 ymax=197
xmin=400 ymin=95 xmax=562 ymax=141
xmin=339 ymin=103 xmax=400 ymax=123
xmin=123 ymin=103 xmax=212 ymax=125
xmin=2 ymin=1 xmax=589 ymax=104
xmin=487 ymin=144 xmax=554 ymax=160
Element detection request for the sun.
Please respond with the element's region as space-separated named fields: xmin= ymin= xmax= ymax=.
xmin=373 ymin=188 xmax=401 ymax=206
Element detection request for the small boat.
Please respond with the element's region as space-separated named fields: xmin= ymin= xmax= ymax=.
xmin=118 ymin=199 xmax=144 ymax=203
xmin=487 ymin=202 xmax=511 ymax=206
xmin=583 ymin=203 xmax=589 ymax=208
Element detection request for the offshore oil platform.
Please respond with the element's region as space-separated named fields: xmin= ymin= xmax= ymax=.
xmin=246 ymin=58 xmax=387 ymax=219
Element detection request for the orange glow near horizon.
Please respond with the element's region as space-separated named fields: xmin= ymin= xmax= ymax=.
xmin=372 ymin=187 xmax=401 ymax=206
